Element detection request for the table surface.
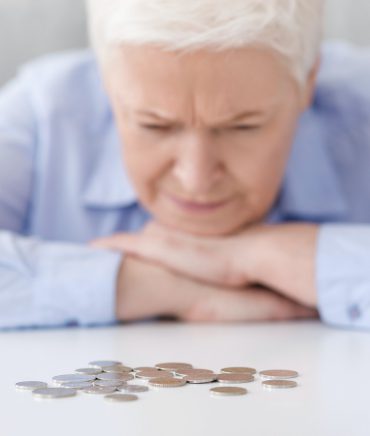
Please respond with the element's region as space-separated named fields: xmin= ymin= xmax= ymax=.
xmin=1 ymin=320 xmax=369 ymax=436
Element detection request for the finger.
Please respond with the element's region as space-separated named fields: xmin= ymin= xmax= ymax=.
xmin=124 ymin=233 xmax=243 ymax=287
xmin=90 ymin=234 xmax=138 ymax=251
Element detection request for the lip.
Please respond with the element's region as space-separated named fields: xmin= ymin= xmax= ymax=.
xmin=164 ymin=193 xmax=231 ymax=213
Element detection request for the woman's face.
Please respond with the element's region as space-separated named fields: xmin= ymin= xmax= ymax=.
xmin=103 ymin=45 xmax=315 ymax=236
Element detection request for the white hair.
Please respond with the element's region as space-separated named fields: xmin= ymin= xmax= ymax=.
xmin=86 ymin=0 xmax=324 ymax=83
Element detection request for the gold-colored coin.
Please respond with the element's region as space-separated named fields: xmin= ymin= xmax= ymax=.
xmin=210 ymin=387 xmax=247 ymax=397
xmin=262 ymin=380 xmax=298 ymax=389
xmin=221 ymin=367 xmax=256 ymax=375
xmin=104 ymin=393 xmax=138 ymax=402
xmin=135 ymin=370 xmax=172 ymax=380
xmin=148 ymin=377 xmax=187 ymax=388
xmin=175 ymin=368 xmax=214 ymax=377
xmin=259 ymin=370 xmax=298 ymax=380
xmin=155 ymin=362 xmax=193 ymax=371
xmin=216 ymin=373 xmax=254 ymax=384
xmin=183 ymin=374 xmax=216 ymax=384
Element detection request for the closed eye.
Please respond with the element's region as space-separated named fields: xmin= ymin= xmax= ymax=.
xmin=140 ymin=124 xmax=171 ymax=131
xmin=231 ymin=124 xmax=260 ymax=131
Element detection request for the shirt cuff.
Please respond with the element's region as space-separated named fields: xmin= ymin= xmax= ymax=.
xmin=34 ymin=244 xmax=122 ymax=327
xmin=316 ymin=224 xmax=370 ymax=329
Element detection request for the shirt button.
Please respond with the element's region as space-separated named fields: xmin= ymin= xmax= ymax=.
xmin=348 ymin=304 xmax=361 ymax=320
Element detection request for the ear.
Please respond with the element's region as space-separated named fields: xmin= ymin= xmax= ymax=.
xmin=300 ymin=55 xmax=321 ymax=111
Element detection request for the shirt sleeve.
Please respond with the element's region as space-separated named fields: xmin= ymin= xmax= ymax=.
xmin=0 ymin=231 xmax=122 ymax=329
xmin=0 ymin=69 xmax=121 ymax=329
xmin=316 ymin=224 xmax=370 ymax=329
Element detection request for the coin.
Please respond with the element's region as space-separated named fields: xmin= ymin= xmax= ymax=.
xmin=105 ymin=394 xmax=138 ymax=402
xmin=89 ymin=360 xmax=122 ymax=369
xmin=97 ymin=373 xmax=134 ymax=382
xmin=210 ymin=387 xmax=247 ymax=397
xmin=155 ymin=362 xmax=193 ymax=371
xmin=83 ymin=386 xmax=117 ymax=395
xmin=61 ymin=381 xmax=93 ymax=390
xmin=175 ymin=368 xmax=214 ymax=377
xmin=33 ymin=388 xmax=77 ymax=399
xmin=94 ymin=380 xmax=126 ymax=388
xmin=118 ymin=385 xmax=149 ymax=393
xmin=216 ymin=373 xmax=255 ymax=384
xmin=183 ymin=374 xmax=217 ymax=384
xmin=221 ymin=367 xmax=256 ymax=375
xmin=259 ymin=370 xmax=298 ymax=380
xmin=15 ymin=381 xmax=48 ymax=391
xmin=135 ymin=370 xmax=172 ymax=380
xmin=75 ymin=368 xmax=102 ymax=376
xmin=149 ymin=377 xmax=187 ymax=388
xmin=133 ymin=367 xmax=158 ymax=372
xmin=52 ymin=374 xmax=96 ymax=384
xmin=103 ymin=365 xmax=133 ymax=373
xmin=262 ymin=380 xmax=298 ymax=389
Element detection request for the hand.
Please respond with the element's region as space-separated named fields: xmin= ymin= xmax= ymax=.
xmin=92 ymin=222 xmax=251 ymax=288
xmin=93 ymin=222 xmax=319 ymax=308
xmin=116 ymin=255 xmax=318 ymax=322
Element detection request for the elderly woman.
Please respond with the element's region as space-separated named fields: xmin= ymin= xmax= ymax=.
xmin=0 ymin=0 xmax=369 ymax=329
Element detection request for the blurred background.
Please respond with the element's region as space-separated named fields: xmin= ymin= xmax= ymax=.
xmin=1 ymin=0 xmax=370 ymax=86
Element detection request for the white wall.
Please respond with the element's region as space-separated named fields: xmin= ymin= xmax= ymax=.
xmin=0 ymin=0 xmax=370 ymax=86
xmin=325 ymin=0 xmax=370 ymax=46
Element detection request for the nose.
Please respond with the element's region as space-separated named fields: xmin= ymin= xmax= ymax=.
xmin=173 ymin=132 xmax=223 ymax=195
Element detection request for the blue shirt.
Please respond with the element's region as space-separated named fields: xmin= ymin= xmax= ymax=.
xmin=1 ymin=42 xmax=370 ymax=330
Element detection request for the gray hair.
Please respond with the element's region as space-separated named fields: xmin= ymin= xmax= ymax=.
xmin=86 ymin=0 xmax=324 ymax=83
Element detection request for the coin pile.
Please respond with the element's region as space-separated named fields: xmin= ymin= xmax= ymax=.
xmin=15 ymin=360 xmax=299 ymax=402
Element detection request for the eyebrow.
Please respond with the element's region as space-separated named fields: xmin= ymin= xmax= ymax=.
xmin=135 ymin=109 xmax=266 ymax=124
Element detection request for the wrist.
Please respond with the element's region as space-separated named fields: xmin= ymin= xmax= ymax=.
xmin=241 ymin=224 xmax=319 ymax=307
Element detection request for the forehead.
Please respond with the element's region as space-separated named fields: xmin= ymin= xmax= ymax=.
xmin=106 ymin=44 xmax=294 ymax=116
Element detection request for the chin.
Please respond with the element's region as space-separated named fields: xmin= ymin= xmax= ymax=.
xmin=159 ymin=217 xmax=252 ymax=237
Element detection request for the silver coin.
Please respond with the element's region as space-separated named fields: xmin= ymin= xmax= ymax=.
xmin=175 ymin=368 xmax=214 ymax=377
xmin=149 ymin=377 xmax=187 ymax=388
xmin=89 ymin=360 xmax=122 ymax=369
xmin=94 ymin=380 xmax=126 ymax=388
xmin=60 ymin=381 xmax=93 ymax=390
xmin=183 ymin=374 xmax=217 ymax=384
xmin=262 ymin=380 xmax=298 ymax=389
xmin=52 ymin=374 xmax=96 ymax=384
xmin=103 ymin=365 xmax=133 ymax=373
xmin=221 ymin=367 xmax=257 ymax=375
xmin=15 ymin=381 xmax=48 ymax=391
xmin=216 ymin=373 xmax=255 ymax=384
xmin=155 ymin=362 xmax=193 ymax=371
xmin=105 ymin=394 xmax=138 ymax=402
xmin=75 ymin=368 xmax=102 ymax=376
xmin=118 ymin=385 xmax=149 ymax=393
xmin=33 ymin=388 xmax=77 ymax=399
xmin=83 ymin=386 xmax=117 ymax=395
xmin=97 ymin=373 xmax=134 ymax=382
xmin=259 ymin=370 xmax=299 ymax=380
xmin=210 ymin=387 xmax=247 ymax=397
xmin=133 ymin=367 xmax=158 ymax=372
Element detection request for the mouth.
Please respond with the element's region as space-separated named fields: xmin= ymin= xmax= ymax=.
xmin=163 ymin=192 xmax=231 ymax=213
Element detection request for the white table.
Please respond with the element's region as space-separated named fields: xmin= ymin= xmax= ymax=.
xmin=2 ymin=321 xmax=369 ymax=436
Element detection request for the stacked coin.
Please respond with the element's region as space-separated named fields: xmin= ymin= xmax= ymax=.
xmin=16 ymin=360 xmax=299 ymax=401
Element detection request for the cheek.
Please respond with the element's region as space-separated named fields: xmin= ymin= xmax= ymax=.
xmin=120 ymin=128 xmax=172 ymax=201
xmin=225 ymin=124 xmax=295 ymax=207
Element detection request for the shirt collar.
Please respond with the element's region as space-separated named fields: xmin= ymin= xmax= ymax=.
xmin=272 ymin=106 xmax=348 ymax=222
